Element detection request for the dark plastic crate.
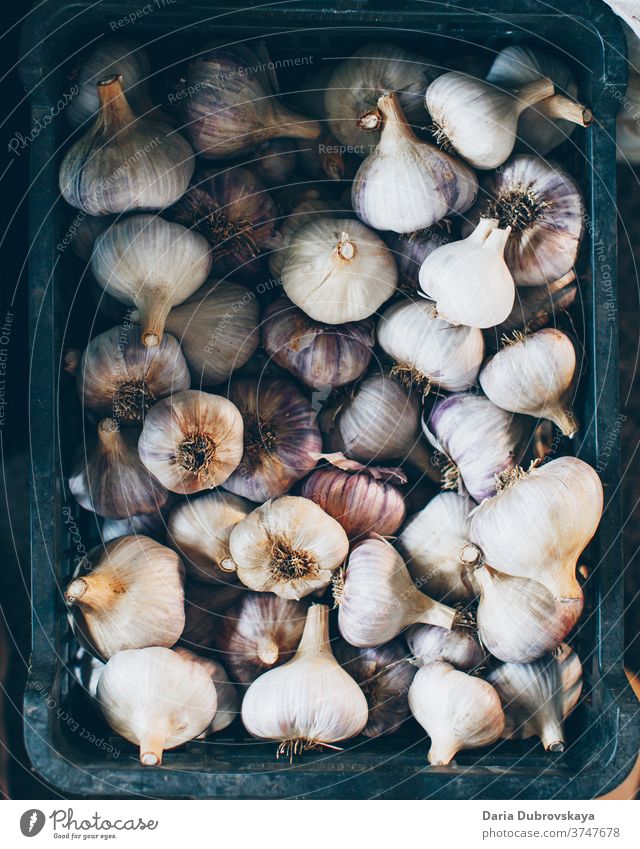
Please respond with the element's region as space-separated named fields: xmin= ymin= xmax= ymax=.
xmin=20 ymin=0 xmax=638 ymax=798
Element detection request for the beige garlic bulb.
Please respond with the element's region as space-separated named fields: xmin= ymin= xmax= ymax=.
xmin=397 ymin=492 xmax=480 ymax=603
xmin=280 ymin=217 xmax=397 ymax=324
xmin=229 ymin=496 xmax=349 ymax=600
xmin=65 ymin=535 xmax=185 ymax=660
xmin=167 ymin=491 xmax=252 ymax=583
xmin=479 ymin=328 xmax=579 ymax=437
xmin=408 ymin=662 xmax=505 ymax=764
xmin=425 ymin=72 xmax=554 ymax=169
xmin=138 ymin=389 xmax=244 ymax=494
xmin=337 ymin=537 xmax=456 ymax=647
xmin=419 ymin=218 xmax=515 ymax=328
xmin=406 ymin=623 xmax=486 ymax=672
xmin=268 ymin=192 xmax=336 ymax=278
xmin=241 ymin=604 xmax=368 ymax=758
xmin=98 ymin=647 xmax=217 ymax=765
xmin=174 ymin=648 xmax=240 ymax=733
xmin=92 ymin=215 xmax=212 ymax=348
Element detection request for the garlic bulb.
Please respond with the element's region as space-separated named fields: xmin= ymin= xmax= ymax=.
xmin=252 ymin=138 xmax=298 ymax=188
xmin=382 ymin=225 xmax=452 ymax=292
xmin=181 ymin=579 xmax=247 ymax=653
xmin=425 ymin=72 xmax=554 ymax=169
xmin=462 ymin=156 xmax=584 ymax=286
xmin=337 ymin=537 xmax=456 ymax=647
xmin=479 ymin=328 xmax=579 ymax=436
xmin=325 ymin=43 xmax=436 ymax=150
xmin=60 ymin=76 xmax=193 ymax=215
xmin=352 ymin=92 xmax=478 ymax=233
xmin=174 ymin=648 xmax=240 ymax=733
xmin=334 ymin=640 xmax=416 ymax=737
xmin=69 ymin=418 xmax=168 ymax=519
xmin=419 ymin=218 xmax=515 ymax=328
xmin=77 ymin=325 xmax=190 ymax=424
xmin=138 ymin=389 xmax=244 ymax=494
xmin=98 ymin=647 xmax=217 ymax=765
xmin=101 ymin=506 xmax=170 ymax=544
xmin=486 ymin=46 xmax=591 ymax=155
xmin=495 ymin=271 xmax=578 ymax=338
xmin=167 ymin=491 xmax=252 ymax=584
xmin=163 ymin=281 xmax=260 ymax=385
xmin=377 ymin=299 xmax=485 ymax=393
xmin=487 ymin=643 xmax=583 ymax=752
xmin=65 ymin=535 xmax=184 ymax=660
xmin=92 ymin=215 xmax=212 ymax=347
xmin=262 ymin=298 xmax=374 ymax=389
xmin=423 ymin=393 xmax=531 ymax=503
xmin=183 ymin=44 xmax=320 ymax=158
xmin=406 ymin=623 xmax=485 ymax=672
xmin=268 ymin=192 xmax=336 ymax=278
xmin=397 ymin=492 xmax=480 ymax=603
xmin=280 ymin=216 xmax=397 ymax=324
xmin=469 ymin=456 xmax=603 ymax=601
xmin=474 ymin=566 xmax=583 ymax=663
xmin=301 ymin=453 xmax=406 ymax=540
xmin=213 ymin=592 xmax=309 ymax=684
xmin=228 ymin=496 xmax=349 ymax=600
xmin=222 ymin=379 xmax=322 ymax=502
xmin=408 ymin=662 xmax=505 ymax=764
xmin=241 ymin=604 xmax=368 ymax=757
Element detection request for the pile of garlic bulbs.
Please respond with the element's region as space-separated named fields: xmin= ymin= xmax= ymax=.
xmin=61 ymin=37 xmax=599 ymax=768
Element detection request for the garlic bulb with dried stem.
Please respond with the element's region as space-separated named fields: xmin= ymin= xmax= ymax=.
xmin=487 ymin=643 xmax=583 ymax=752
xmin=98 ymin=647 xmax=217 ymax=765
xmin=382 ymin=225 xmax=452 ymax=293
xmin=222 ymin=379 xmax=322 ymax=503
xmin=138 ymin=389 xmax=244 ymax=494
xmin=397 ymin=492 xmax=480 ymax=603
xmin=69 ymin=418 xmax=168 ymax=519
xmin=228 ymin=496 xmax=349 ymax=600
xmin=337 ymin=537 xmax=456 ymax=647
xmin=174 ymin=648 xmax=240 ymax=734
xmin=241 ymin=604 xmax=368 ymax=758
xmin=65 ymin=535 xmax=184 ymax=660
xmin=378 ymin=299 xmax=485 ymax=394
xmin=352 ymin=93 xmax=478 ymax=233
xmin=60 ymin=76 xmax=194 ymax=215
xmin=469 ymin=457 xmax=603 ymax=601
xmin=480 ymin=328 xmax=579 ymax=436
xmin=334 ymin=639 xmax=416 ymax=737
xmin=425 ymin=72 xmax=554 ymax=169
xmin=163 ymin=281 xmax=260 ymax=386
xmin=406 ymin=623 xmax=485 ymax=672
xmin=77 ymin=324 xmax=190 ymax=424
xmin=280 ymin=216 xmax=397 ymax=324
xmin=92 ymin=215 xmax=212 ymax=348
xmin=408 ymin=662 xmax=505 ymax=764
xmin=213 ymin=592 xmax=309 ymax=684
xmin=268 ymin=191 xmax=337 ymax=278
xmin=419 ymin=218 xmax=515 ymax=328
xmin=167 ymin=491 xmax=252 ymax=584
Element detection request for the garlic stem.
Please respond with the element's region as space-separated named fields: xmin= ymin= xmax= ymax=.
xmin=539 ymin=95 xmax=592 ymax=127
xmin=541 ymin=717 xmax=566 ymax=752
xmin=257 ymin=637 xmax=280 ymax=666
xmin=428 ymin=742 xmax=459 ymax=767
xmin=551 ymin=407 xmax=580 ymax=439
xmin=406 ymin=441 xmax=441 ymax=484
xmin=358 ymin=109 xmax=382 ymax=131
xmin=64 ymin=349 xmax=80 ymax=376
xmin=266 ymin=104 xmax=321 ymax=141
xmin=418 ymin=599 xmax=457 ymax=630
xmin=295 ymin=604 xmax=331 ymax=660
xmin=96 ymin=75 xmax=137 ymax=133
xmin=65 ymin=578 xmax=88 ymax=604
xmin=336 ymin=233 xmax=356 ymax=261
xmin=139 ymin=727 xmax=169 ymax=766
xmin=377 ymin=91 xmax=415 ymax=143
xmin=138 ymin=296 xmax=172 ymax=349
xmin=512 ymin=78 xmax=555 ymax=112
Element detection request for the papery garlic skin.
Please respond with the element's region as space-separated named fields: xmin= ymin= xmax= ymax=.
xmin=480 ymin=328 xmax=579 ymax=436
xmin=397 ymin=492 xmax=480 ymax=603
xmin=241 ymin=604 xmax=368 ymax=753
xmin=138 ymin=390 xmax=244 ymax=494
xmin=98 ymin=647 xmax=217 ymax=765
xmin=406 ymin=623 xmax=485 ymax=672
xmin=378 ymin=299 xmax=485 ymax=393
xmin=338 ymin=537 xmax=456 ymax=648
xmin=382 ymin=226 xmax=452 ymax=292
xmin=419 ymin=218 xmax=515 ymax=328
xmin=229 ymin=496 xmax=349 ymax=600
xmin=408 ymin=662 xmax=505 ymax=764
xmin=174 ymin=648 xmax=240 ymax=733
xmin=280 ymin=217 xmax=397 ymax=324
xmin=268 ymin=193 xmax=337 ymax=278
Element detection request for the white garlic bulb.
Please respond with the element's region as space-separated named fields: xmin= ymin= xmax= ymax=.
xmin=377 ymin=299 xmax=485 ymax=393
xmin=406 ymin=623 xmax=485 ymax=672
xmin=397 ymin=492 xmax=480 ymax=603
xmin=419 ymin=218 xmax=515 ymax=328
xmin=469 ymin=456 xmax=603 ymax=601
xmin=174 ymin=648 xmax=240 ymax=734
xmin=408 ymin=662 xmax=505 ymax=764
xmin=228 ymin=496 xmax=349 ymax=600
xmin=479 ymin=328 xmax=579 ymax=436
xmin=425 ymin=72 xmax=554 ymax=169
xmin=241 ymin=604 xmax=368 ymax=758
xmin=98 ymin=647 xmax=217 ymax=765
xmin=337 ymin=537 xmax=456 ymax=647
xmin=280 ymin=217 xmax=397 ymax=324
